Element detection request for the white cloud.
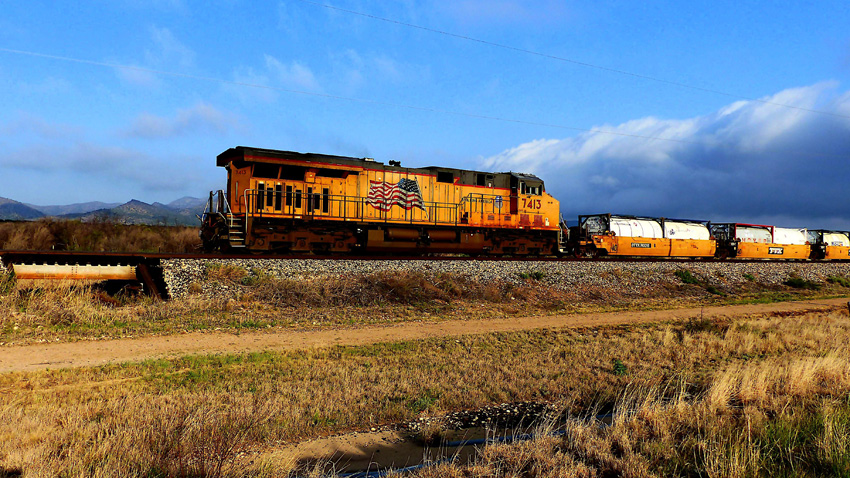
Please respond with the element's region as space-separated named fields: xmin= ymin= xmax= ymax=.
xmin=227 ymin=65 xmax=277 ymax=103
xmin=1 ymin=113 xmax=82 ymax=139
xmin=146 ymin=26 xmax=195 ymax=69
xmin=484 ymin=82 xmax=850 ymax=227
xmin=113 ymin=26 xmax=195 ymax=88
xmin=115 ymin=63 xmax=162 ymax=88
xmin=125 ymin=102 xmax=236 ymax=139
xmin=225 ymin=55 xmax=323 ymax=103
xmin=0 ymin=142 xmax=208 ymax=193
xmin=264 ymin=55 xmax=322 ymax=92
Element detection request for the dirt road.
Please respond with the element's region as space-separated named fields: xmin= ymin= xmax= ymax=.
xmin=2 ymin=298 xmax=846 ymax=373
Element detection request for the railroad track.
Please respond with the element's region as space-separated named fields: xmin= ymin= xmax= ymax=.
xmin=0 ymin=250 xmax=841 ymax=300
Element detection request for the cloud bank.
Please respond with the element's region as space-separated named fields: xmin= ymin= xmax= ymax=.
xmin=0 ymin=108 xmax=225 ymax=203
xmin=483 ymin=82 xmax=850 ymax=228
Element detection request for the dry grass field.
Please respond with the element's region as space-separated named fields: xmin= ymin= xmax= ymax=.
xmin=2 ymin=303 xmax=850 ymax=476
xmin=1 ymin=266 xmax=850 ymax=476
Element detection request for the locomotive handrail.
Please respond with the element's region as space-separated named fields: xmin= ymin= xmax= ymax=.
xmin=240 ymin=188 xmax=470 ymax=226
xmin=203 ymin=190 xmax=234 ymax=222
xmin=237 ymin=188 xmax=564 ymax=232
xmin=218 ymin=190 xmax=233 ymax=216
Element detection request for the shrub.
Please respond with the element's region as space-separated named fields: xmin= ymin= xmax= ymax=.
xmin=611 ymin=358 xmax=628 ymax=376
xmin=784 ymin=277 xmax=821 ymax=290
xmin=675 ymin=270 xmax=700 ymax=285
xmin=705 ymin=285 xmax=724 ymax=296
xmin=187 ymin=282 xmax=203 ymax=295
xmin=743 ymin=273 xmax=756 ymax=282
xmin=685 ymin=316 xmax=731 ymax=335
xmin=205 ymin=263 xmax=248 ymax=282
xmin=0 ymin=271 xmax=15 ymax=295
xmin=828 ymin=276 xmax=850 ymax=288
xmin=519 ymin=271 xmax=545 ymax=281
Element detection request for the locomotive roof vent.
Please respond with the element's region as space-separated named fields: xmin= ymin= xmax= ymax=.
xmin=364 ymin=157 xmax=376 ymax=162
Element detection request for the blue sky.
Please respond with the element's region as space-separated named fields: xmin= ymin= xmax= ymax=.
xmin=2 ymin=1 xmax=850 ymax=227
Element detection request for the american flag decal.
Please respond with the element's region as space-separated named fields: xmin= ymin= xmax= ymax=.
xmin=366 ymin=178 xmax=426 ymax=211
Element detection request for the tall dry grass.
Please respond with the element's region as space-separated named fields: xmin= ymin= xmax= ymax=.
xmin=21 ymin=394 xmax=270 ymax=478
xmin=0 ymin=279 xmax=233 ymax=344
xmin=0 ymin=218 xmax=200 ymax=252
xmin=407 ymin=366 xmax=850 ymax=478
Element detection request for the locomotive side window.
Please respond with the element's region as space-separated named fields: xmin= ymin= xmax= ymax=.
xmin=266 ymin=185 xmax=274 ymax=208
xmin=274 ymin=184 xmax=282 ymax=211
xmin=476 ymin=174 xmax=486 ymax=186
xmin=437 ymin=172 xmax=454 ymax=183
xmin=313 ymin=189 xmax=321 ymax=211
xmin=306 ymin=187 xmax=313 ymax=212
xmin=322 ymin=188 xmax=330 ymax=213
xmin=257 ymin=183 xmax=265 ymax=212
xmin=286 ymin=186 xmax=293 ymax=207
xmin=295 ymin=189 xmax=302 ymax=209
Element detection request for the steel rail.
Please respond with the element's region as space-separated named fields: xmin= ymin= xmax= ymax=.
xmin=1 ymin=249 xmax=846 ymax=264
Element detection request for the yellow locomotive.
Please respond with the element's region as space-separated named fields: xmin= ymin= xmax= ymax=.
xmin=201 ymin=146 xmax=564 ymax=254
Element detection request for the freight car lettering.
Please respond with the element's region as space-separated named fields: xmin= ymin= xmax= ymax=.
xmin=631 ymin=243 xmax=652 ymax=248
xmin=768 ymin=247 xmax=785 ymax=255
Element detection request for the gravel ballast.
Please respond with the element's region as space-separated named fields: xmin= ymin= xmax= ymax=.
xmin=161 ymin=258 xmax=850 ymax=300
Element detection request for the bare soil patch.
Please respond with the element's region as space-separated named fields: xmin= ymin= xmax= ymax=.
xmin=2 ymin=297 xmax=846 ymax=373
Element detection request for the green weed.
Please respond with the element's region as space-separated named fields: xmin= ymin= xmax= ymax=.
xmin=784 ymin=277 xmax=822 ymax=290
xmin=611 ymin=358 xmax=628 ymax=376
xmin=828 ymin=276 xmax=850 ymax=288
xmin=675 ymin=270 xmax=700 ymax=285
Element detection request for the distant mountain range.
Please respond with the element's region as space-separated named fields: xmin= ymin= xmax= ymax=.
xmin=0 ymin=197 xmax=44 ymax=220
xmin=0 ymin=196 xmax=207 ymax=226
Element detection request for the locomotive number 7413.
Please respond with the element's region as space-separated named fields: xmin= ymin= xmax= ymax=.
xmin=522 ymin=198 xmax=542 ymax=209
